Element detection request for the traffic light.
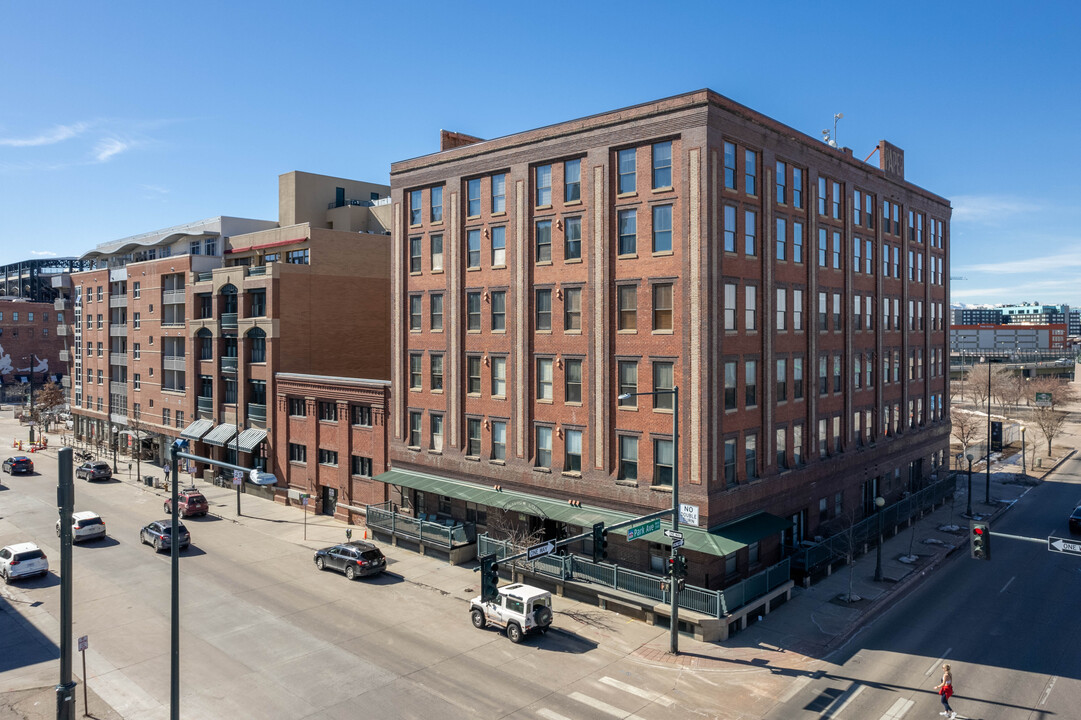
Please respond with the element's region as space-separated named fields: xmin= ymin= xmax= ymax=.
xmin=479 ymin=553 xmax=500 ymax=601
xmin=675 ymin=554 xmax=688 ymax=578
xmin=667 ymin=556 xmax=677 ymax=577
xmin=591 ymin=522 xmax=608 ymax=563
xmin=970 ymin=520 xmax=991 ymax=560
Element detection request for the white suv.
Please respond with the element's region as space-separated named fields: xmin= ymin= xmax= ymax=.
xmin=57 ymin=511 xmax=107 ymax=543
xmin=0 ymin=542 xmax=49 ymax=584
xmin=470 ymin=583 xmax=553 ymax=643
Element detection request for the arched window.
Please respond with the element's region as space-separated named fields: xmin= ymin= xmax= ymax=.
xmin=196 ymin=328 xmax=213 ymax=361
xmin=247 ymin=327 xmax=266 ymax=363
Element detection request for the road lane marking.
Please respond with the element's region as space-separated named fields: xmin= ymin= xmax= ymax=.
xmin=537 ymin=710 xmax=574 ymax=720
xmin=777 ymin=676 xmax=812 ymax=705
xmin=879 ymin=697 xmax=913 ymax=720
xmin=1000 ymin=576 xmax=1015 ymax=593
xmin=822 ymin=684 xmax=864 ymax=719
xmin=1040 ymin=676 xmax=1057 ymax=706
xmin=569 ymin=691 xmax=634 ymax=717
xmin=597 ymin=676 xmax=675 ymax=706
xmin=925 ymin=649 xmax=952 ymax=677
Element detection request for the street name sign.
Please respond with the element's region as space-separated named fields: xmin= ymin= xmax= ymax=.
xmin=627 ymin=518 xmax=662 ymax=541
xmin=1047 ymin=536 xmax=1081 ymax=555
xmin=672 ymin=537 xmax=685 ymax=549
xmin=663 ymin=529 xmax=684 ymax=540
xmin=527 ymin=540 xmax=555 ymax=560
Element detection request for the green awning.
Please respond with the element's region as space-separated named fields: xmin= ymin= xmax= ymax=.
xmin=373 ymin=469 xmax=789 ymax=558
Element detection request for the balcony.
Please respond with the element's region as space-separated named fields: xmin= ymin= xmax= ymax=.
xmin=197 ymin=396 xmax=213 ymax=415
xmin=163 ymin=355 xmax=186 ymax=371
xmin=109 ymin=295 xmax=128 ymax=308
xmin=109 ymin=352 xmax=127 ymax=366
xmin=109 ymin=381 xmax=129 ymax=396
xmin=247 ymin=403 xmax=267 ymax=424
xmin=220 ymin=313 xmax=238 ymax=330
xmin=247 ymin=265 xmax=267 ymax=277
xmin=196 ymin=271 xmax=214 ymax=283
xmin=109 ymin=325 xmax=127 ymax=337
xmin=163 ymin=289 xmax=186 ymax=305
xmin=221 ymin=357 xmax=238 ymax=374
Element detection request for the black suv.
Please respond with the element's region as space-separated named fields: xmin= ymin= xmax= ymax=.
xmin=76 ymin=462 xmax=113 ymax=481
xmin=314 ymin=541 xmax=386 ymax=580
xmin=139 ymin=520 xmax=190 ymax=552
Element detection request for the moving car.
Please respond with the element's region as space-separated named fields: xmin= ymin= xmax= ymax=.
xmin=164 ymin=488 xmax=209 ymax=518
xmin=139 ymin=520 xmax=190 ymax=552
xmin=76 ymin=461 xmax=112 ymax=481
xmin=2 ymin=456 xmax=34 ymax=474
xmin=470 ymin=583 xmax=553 ymax=643
xmin=1069 ymin=506 xmax=1081 ymax=534
xmin=56 ymin=511 xmax=107 ymax=543
xmin=313 ymin=541 xmax=386 ymax=580
xmin=0 ymin=542 xmax=49 ymax=584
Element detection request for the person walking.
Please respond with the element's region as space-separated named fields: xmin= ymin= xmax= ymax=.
xmin=934 ymin=663 xmax=956 ymax=718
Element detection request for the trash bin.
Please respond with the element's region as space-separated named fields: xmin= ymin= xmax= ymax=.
xmin=144 ymin=475 xmax=154 ymax=487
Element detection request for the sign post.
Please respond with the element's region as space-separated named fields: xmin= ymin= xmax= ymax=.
xmin=78 ymin=635 xmax=89 ymax=716
xmin=301 ymin=494 xmax=310 ymax=540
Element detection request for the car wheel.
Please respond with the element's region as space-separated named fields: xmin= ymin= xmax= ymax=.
xmin=471 ymin=609 xmax=487 ymax=629
xmin=138 ymin=532 xmax=145 ymax=546
xmin=164 ymin=503 xmax=171 ymax=514
xmin=534 ymin=606 xmax=553 ymax=628
xmin=345 ymin=565 xmax=357 ymax=580
xmin=154 ymin=539 xmax=163 ymax=553
xmin=316 ymin=557 xmax=326 ymax=571
xmin=506 ymin=623 xmax=523 ymax=643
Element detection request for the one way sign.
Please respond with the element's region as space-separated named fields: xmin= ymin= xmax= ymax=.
xmin=1047 ymin=536 xmax=1081 ymax=556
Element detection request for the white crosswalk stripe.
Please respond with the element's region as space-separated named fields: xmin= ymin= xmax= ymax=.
xmin=879 ymin=697 xmax=914 ymax=720
xmin=537 ymin=710 xmax=574 ymax=720
xmin=597 ymin=676 xmax=675 ymax=707
xmin=568 ymin=691 xmax=646 ymax=718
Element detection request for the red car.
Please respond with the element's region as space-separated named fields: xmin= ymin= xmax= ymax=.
xmin=2 ymin=456 xmax=34 ymax=474
xmin=164 ymin=489 xmax=209 ymax=518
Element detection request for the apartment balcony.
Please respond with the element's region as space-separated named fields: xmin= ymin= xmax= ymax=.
xmin=247 ymin=266 xmax=267 ymax=277
xmin=247 ymin=403 xmax=267 ymax=425
xmin=163 ymin=289 xmax=186 ymax=305
xmin=163 ymin=355 xmax=186 ymax=372
xmin=109 ymin=295 xmax=128 ymax=308
xmin=109 ymin=325 xmax=127 ymax=337
xmin=109 ymin=352 xmax=127 ymax=366
xmin=221 ymin=356 xmax=238 ymax=374
xmin=197 ymin=396 xmax=213 ymax=416
xmin=220 ymin=313 xmax=238 ymax=330
xmin=109 ymin=381 xmax=129 ymax=396
xmin=195 ymin=271 xmax=214 ymax=283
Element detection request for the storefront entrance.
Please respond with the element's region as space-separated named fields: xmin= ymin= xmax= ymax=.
xmin=322 ymin=486 xmax=338 ymax=516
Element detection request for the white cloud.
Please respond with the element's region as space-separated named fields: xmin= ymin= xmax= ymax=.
xmin=957 ymin=250 xmax=1081 ymax=275
xmin=93 ymin=138 xmax=129 ymax=162
xmin=29 ymin=250 xmax=58 ymax=257
xmin=951 ymin=194 xmax=1040 ymax=225
xmin=0 ymin=122 xmax=89 ymax=147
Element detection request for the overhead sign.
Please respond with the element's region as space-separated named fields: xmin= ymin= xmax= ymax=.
xmin=663 ymin=529 xmax=684 ymax=540
xmin=679 ymin=503 xmax=699 ymax=526
xmin=1047 ymin=536 xmax=1081 ymax=556
xmin=1036 ymin=392 xmax=1052 ymax=407
xmin=627 ymin=518 xmax=661 ymax=541
xmin=527 ymin=540 xmax=555 ymax=560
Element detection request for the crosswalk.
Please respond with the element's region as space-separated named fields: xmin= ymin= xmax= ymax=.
xmin=531 ymin=675 xmax=675 ymax=720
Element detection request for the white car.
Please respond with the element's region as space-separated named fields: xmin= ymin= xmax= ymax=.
xmin=57 ymin=511 xmax=107 ymax=543
xmin=470 ymin=583 xmax=553 ymax=642
xmin=0 ymin=542 xmax=49 ymax=584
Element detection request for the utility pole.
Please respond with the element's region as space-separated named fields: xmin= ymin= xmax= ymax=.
xmin=56 ymin=447 xmax=76 ymax=719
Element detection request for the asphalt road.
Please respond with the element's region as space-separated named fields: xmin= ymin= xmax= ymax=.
xmin=762 ymin=453 xmax=1081 ymax=720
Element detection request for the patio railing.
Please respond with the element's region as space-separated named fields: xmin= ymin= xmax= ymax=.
xmin=365 ymin=502 xmax=475 ymax=547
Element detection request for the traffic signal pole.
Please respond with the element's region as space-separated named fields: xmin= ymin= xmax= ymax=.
xmin=56 ymin=447 xmax=76 ymax=719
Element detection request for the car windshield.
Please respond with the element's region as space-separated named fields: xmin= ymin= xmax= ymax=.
xmin=15 ymin=550 xmax=44 ymax=560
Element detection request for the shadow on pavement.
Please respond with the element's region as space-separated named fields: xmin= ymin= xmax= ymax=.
xmin=0 ymin=593 xmax=58 ymax=673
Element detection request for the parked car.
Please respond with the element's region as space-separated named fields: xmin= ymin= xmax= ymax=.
xmin=470 ymin=583 xmax=553 ymax=643
xmin=76 ymin=461 xmax=112 ymax=481
xmin=164 ymin=489 xmax=209 ymax=518
xmin=2 ymin=456 xmax=34 ymax=474
xmin=313 ymin=541 xmax=386 ymax=580
xmin=56 ymin=511 xmax=107 ymax=543
xmin=0 ymin=542 xmax=49 ymax=584
xmin=139 ymin=520 xmax=190 ymax=552
xmin=1069 ymin=506 xmax=1081 ymax=534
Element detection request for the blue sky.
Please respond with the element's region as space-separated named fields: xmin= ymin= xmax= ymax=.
xmin=2 ymin=1 xmax=1077 ymax=306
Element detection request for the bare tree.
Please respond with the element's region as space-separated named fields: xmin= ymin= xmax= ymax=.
xmin=997 ymin=373 xmax=1027 ymax=420
xmin=968 ymin=363 xmax=992 ymax=411
xmin=1026 ymin=378 xmax=1077 ymax=456
xmin=128 ymin=404 xmax=147 ymax=483
xmin=485 ymin=508 xmax=545 ymax=569
xmin=950 ymin=407 xmax=983 ymax=458
xmin=33 ymin=380 xmax=65 ymax=433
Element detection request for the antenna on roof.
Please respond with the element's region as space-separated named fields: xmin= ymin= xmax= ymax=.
xmin=821 ymin=112 xmax=843 ymax=148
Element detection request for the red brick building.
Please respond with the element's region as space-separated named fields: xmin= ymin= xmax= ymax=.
xmin=385 ymin=91 xmax=951 ymax=589
xmin=0 ymin=298 xmax=66 ymax=402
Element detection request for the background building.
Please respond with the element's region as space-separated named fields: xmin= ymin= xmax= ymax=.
xmin=0 ymin=298 xmax=64 ymax=403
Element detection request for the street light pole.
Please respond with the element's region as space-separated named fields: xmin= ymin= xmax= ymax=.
xmin=111 ymin=424 xmax=119 ymax=474
xmin=1021 ymin=426 xmax=1027 ymax=478
xmin=873 ymin=496 xmax=885 ymax=581
xmin=966 ymin=454 xmax=974 ymax=517
xmin=983 ymin=356 xmax=991 ymax=504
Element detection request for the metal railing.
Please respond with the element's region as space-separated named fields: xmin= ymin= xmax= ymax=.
xmin=162 ymin=290 xmax=186 ymax=304
xmin=109 ymin=295 xmax=128 ymax=308
xmin=247 ymin=266 xmax=267 ymax=276
xmin=163 ymin=355 xmax=186 ymax=371
xmin=365 ymin=502 xmax=475 ymax=547
xmin=247 ymin=403 xmax=266 ymax=423
xmin=197 ymin=397 xmax=213 ymax=414
xmin=109 ymin=325 xmax=127 ymax=336
xmin=195 ymin=271 xmax=213 ymax=283
xmin=109 ymin=352 xmax=127 ymax=366
xmin=478 ymin=535 xmax=791 ymax=619
xmin=220 ymin=357 xmax=238 ymax=373
xmin=220 ymin=313 xmax=238 ymax=329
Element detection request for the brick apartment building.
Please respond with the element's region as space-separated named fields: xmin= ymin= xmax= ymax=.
xmin=385 ymin=90 xmax=951 ymax=589
xmin=0 ymin=298 xmax=66 ymax=403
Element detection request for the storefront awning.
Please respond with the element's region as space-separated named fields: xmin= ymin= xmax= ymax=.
xmin=202 ymin=423 xmax=238 ymax=447
xmin=119 ymin=429 xmax=152 ymax=440
xmin=179 ymin=419 xmax=214 ymax=441
xmin=372 ymin=469 xmax=790 ymax=558
xmin=235 ymin=428 xmax=267 ymax=453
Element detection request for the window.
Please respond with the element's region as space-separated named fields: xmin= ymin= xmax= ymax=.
xmin=409 ymin=236 xmax=422 ymax=274
xmin=818 ymin=419 xmax=828 ymax=457
xmin=653 ymin=438 xmax=673 ymax=485
xmin=352 ymin=404 xmax=372 ymax=426
xmin=724 ymin=283 xmax=736 ymax=330
xmin=854 ymin=354 xmax=862 ymax=388
xmin=490 ymin=227 xmax=505 ymax=266
xmin=866 ymin=238 xmax=873 ymax=274
xmin=492 ymin=174 xmax=506 ymax=213
xmin=491 ymin=356 xmax=506 ymax=397
xmin=832 ymin=231 xmax=841 ymax=269
xmin=133 ymin=281 xmax=141 ymax=298
xmin=467 ymin=418 xmax=481 ymax=456
xmin=564 ymin=159 xmax=581 ymax=202
xmin=832 ymin=181 xmax=841 ymax=219
xmin=467 ymin=229 xmax=481 ymax=268
xmin=491 ymin=421 xmax=507 ymax=460
xmin=467 ymin=179 xmax=481 ymax=216
xmin=724 ymin=141 xmax=736 ymax=189
xmin=618 ymin=436 xmax=638 ymax=481
xmin=190 ymin=240 xmax=201 ymax=255
xmin=618 ymin=361 xmax=638 ymax=407
xmin=724 ymin=438 xmax=737 ymax=487
xmin=744 ymin=210 xmax=757 ymax=255
xmin=793 ymin=221 xmax=804 ymax=263
xmin=745 ymin=285 xmax=756 ymax=330
xmin=286 ymin=248 xmax=309 ymax=264
xmin=249 ymin=290 xmax=266 ymax=317
xmin=409 ymin=295 xmax=422 ymax=331
xmin=793 ymin=289 xmax=803 ymax=331
xmin=776 ymin=161 xmax=787 ymax=204
xmin=564 ymin=287 xmax=581 ymax=331
xmin=249 ymin=329 xmax=266 ymax=363
xmin=653 ymin=362 xmax=674 ymax=410
xmin=410 ymin=190 xmax=422 ymax=225
xmin=818 ymin=228 xmax=827 ymax=267
xmin=467 ymin=356 xmax=482 ymax=395
xmin=289 ymin=443 xmax=307 ymax=463
xmin=289 ymin=398 xmax=306 ymax=416
xmin=618 ymin=286 xmax=636 ymax=330
xmin=565 ymin=429 xmax=583 ymax=472
xmin=833 ymin=354 xmax=842 ymax=392
xmin=97 ymin=342 xmax=103 ymax=357
xmin=776 ymin=288 xmax=786 ymax=330
xmin=536 ymin=358 xmax=553 ymax=400
xmin=352 ymin=455 xmax=374 ymax=477
xmin=819 ymin=354 xmax=829 ymax=395
xmin=652 ymin=205 xmax=673 ymax=253
xmin=745 ymin=434 xmax=758 ymax=479
xmin=535 ymin=220 xmax=552 ymax=263
xmin=651 ymin=141 xmax=673 ymax=189
xmin=408 ymin=411 xmax=421 ymax=447
xmin=745 ymin=149 xmax=757 ymax=195
xmin=535 ymin=165 xmax=552 ymax=206
xmin=467 ymin=292 xmax=481 ymax=331
xmin=818 ymin=177 xmax=828 ymax=215
xmin=854 ymin=235 xmax=862 ymax=272
xmin=653 ymin=283 xmax=673 ymax=331
xmin=745 ymin=359 xmax=757 ymax=407
xmin=564 ymin=217 xmax=582 ymax=260
xmin=133 ymin=312 xmax=140 ymax=329
xmin=818 ymin=292 xmax=828 ymax=331
xmin=724 ymin=205 xmax=736 ymax=252
xmin=833 ymin=416 xmax=842 ymax=452
xmin=833 ymin=292 xmax=842 ymax=329
xmin=618 ymin=148 xmax=636 ymax=194
xmin=794 ymin=424 xmax=804 ymax=465
xmin=536 ymin=426 xmax=553 ymax=468
xmin=319 ymin=449 xmax=338 ymax=466
xmin=319 ymin=401 xmax=337 ymax=422
xmin=134 ymin=374 xmax=141 ymax=391
xmin=491 ymin=291 xmax=506 ymax=332
xmin=776 ymin=218 xmax=786 ymax=260
xmin=431 ymin=234 xmax=444 ymax=272
xmin=430 ymin=293 xmax=443 ymax=331
xmin=535 ymin=289 xmax=552 ymax=331
xmin=618 ymin=209 xmax=637 ymax=255
xmin=724 ymin=361 xmax=737 ymax=410
xmin=409 ymin=353 xmax=422 ymax=389
xmin=776 ymin=359 xmax=787 ymax=401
